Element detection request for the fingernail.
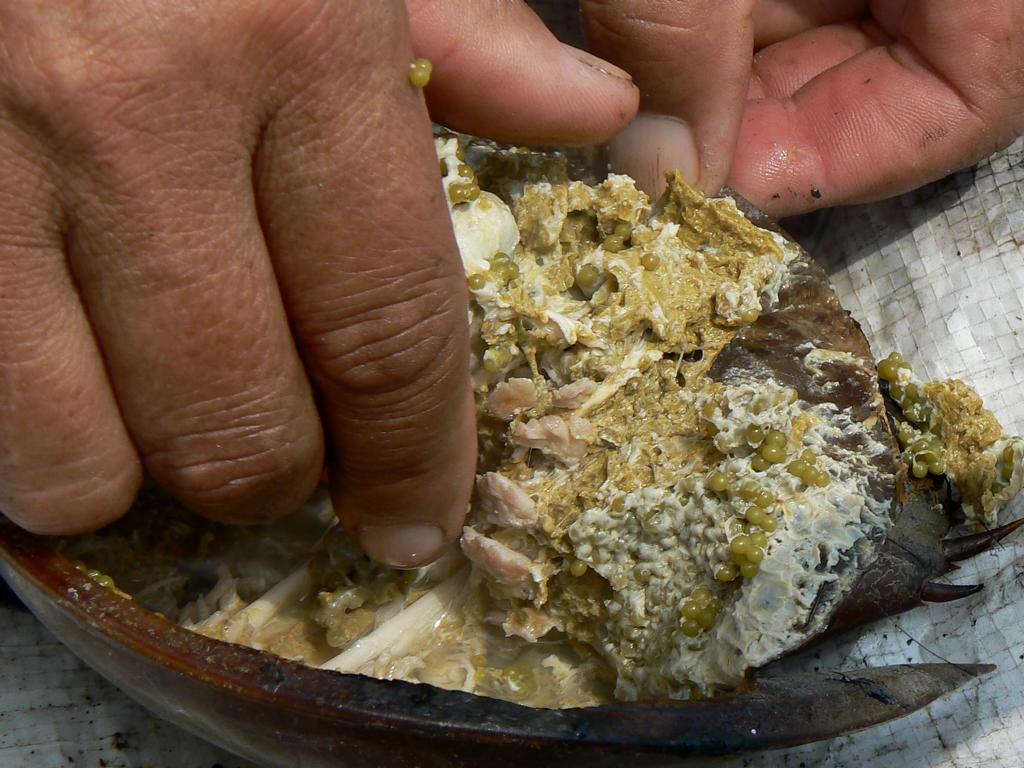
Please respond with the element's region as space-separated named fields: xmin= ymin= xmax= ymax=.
xmin=564 ymin=45 xmax=633 ymax=82
xmin=357 ymin=522 xmax=447 ymax=569
xmin=610 ymin=113 xmax=700 ymax=196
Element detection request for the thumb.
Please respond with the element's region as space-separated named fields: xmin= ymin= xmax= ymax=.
xmin=406 ymin=0 xmax=639 ymax=145
xmin=581 ymin=0 xmax=755 ymax=194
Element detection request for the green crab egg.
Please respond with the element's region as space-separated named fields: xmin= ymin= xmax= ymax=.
xmin=760 ymin=444 xmax=787 ymax=464
xmin=680 ymin=587 xmax=720 ymax=635
xmin=504 ymin=665 xmax=539 ymax=699
xmin=787 ymin=459 xmax=811 ymax=478
xmin=714 ymin=563 xmax=738 ymax=582
xmin=740 ymin=308 xmax=760 ymax=324
xmin=576 ymin=264 xmax=604 ymax=296
xmin=448 ymin=180 xmax=481 ymax=204
xmin=729 ymin=535 xmax=751 ymax=557
xmin=739 ymin=562 xmax=759 ymax=578
xmin=408 ymin=57 xmax=432 ymax=87
xmin=492 ymin=261 xmax=519 ymax=284
xmin=739 ymin=480 xmax=760 ymax=502
xmin=877 ymin=351 xmax=907 ymax=382
xmin=1002 ymin=445 xmax=1016 ymax=481
xmin=603 ymin=233 xmax=627 ymax=252
xmin=641 ymin=252 xmax=661 ymax=271
xmin=696 ymin=608 xmax=717 ymax=629
xmin=763 ymin=430 xmax=787 ymax=450
xmin=681 ymin=620 xmax=702 ymax=637
xmin=467 ymin=273 xmax=487 ymax=290
xmin=707 ymin=471 xmax=730 ymax=494
xmin=691 ymin=586 xmax=713 ymax=605
xmin=746 ymin=424 xmax=766 ymax=444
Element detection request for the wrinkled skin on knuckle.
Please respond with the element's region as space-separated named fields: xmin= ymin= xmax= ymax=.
xmin=0 ymin=1 xmax=274 ymax=181
xmin=308 ymin=271 xmax=468 ymax=407
xmin=143 ymin=392 xmax=323 ymax=521
xmin=0 ymin=457 xmax=140 ymax=535
xmin=0 ymin=6 xmax=161 ymax=151
xmin=150 ymin=434 xmax=321 ymax=523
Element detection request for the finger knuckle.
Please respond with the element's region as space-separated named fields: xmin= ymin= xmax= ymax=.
xmin=146 ymin=395 xmax=322 ymax=518
xmin=304 ymin=271 xmax=468 ymax=404
xmin=1 ymin=457 xmax=140 ymax=535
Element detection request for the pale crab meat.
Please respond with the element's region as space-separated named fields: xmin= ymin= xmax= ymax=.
xmin=488 ymin=378 xmax=538 ymax=420
xmin=510 ymin=414 xmax=596 ymax=464
xmin=461 ymin=527 xmax=537 ymax=590
xmin=551 ymin=379 xmax=598 ymax=409
xmin=477 ymin=472 xmax=538 ymax=528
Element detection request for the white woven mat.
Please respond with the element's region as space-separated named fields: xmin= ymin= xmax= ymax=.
xmin=716 ymin=137 xmax=1024 ymax=768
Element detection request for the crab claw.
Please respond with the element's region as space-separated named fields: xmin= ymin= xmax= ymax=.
xmin=920 ymin=582 xmax=985 ymax=603
xmin=943 ymin=517 xmax=1024 ymax=562
xmin=823 ymin=472 xmax=1021 ymax=637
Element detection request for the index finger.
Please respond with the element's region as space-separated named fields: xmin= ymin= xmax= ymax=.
xmin=252 ymin=1 xmax=475 ymax=567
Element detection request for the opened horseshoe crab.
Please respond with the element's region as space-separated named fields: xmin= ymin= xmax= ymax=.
xmin=7 ymin=135 xmax=1024 ymax=761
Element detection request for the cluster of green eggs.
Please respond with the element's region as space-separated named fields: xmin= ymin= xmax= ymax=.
xmin=573 ymin=219 xmax=656 ymax=299
xmin=896 ymin=423 xmax=946 ymax=478
xmin=879 ymin=352 xmax=948 ymax=478
xmin=468 ymin=251 xmax=519 ymax=291
xmin=786 ymin=448 xmax=831 ymax=488
xmin=440 ymin=141 xmax=481 ymax=205
xmin=601 ymin=220 xmax=634 ymax=254
xmin=72 ymin=560 xmax=116 ymax=590
xmin=603 ymin=219 xmax=663 ymax=270
xmin=703 ymin=424 xmax=834 ymax=583
xmin=744 ymin=423 xmax=830 ymax=486
xmin=878 ymin=352 xmax=935 ymax=426
xmin=705 ymin=469 xmax=778 ymax=583
xmin=680 ymin=586 xmax=722 ymax=637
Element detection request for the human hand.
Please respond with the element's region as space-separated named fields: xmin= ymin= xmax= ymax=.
xmin=0 ymin=0 xmax=636 ymax=566
xmin=580 ymin=0 xmax=1024 ymax=217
